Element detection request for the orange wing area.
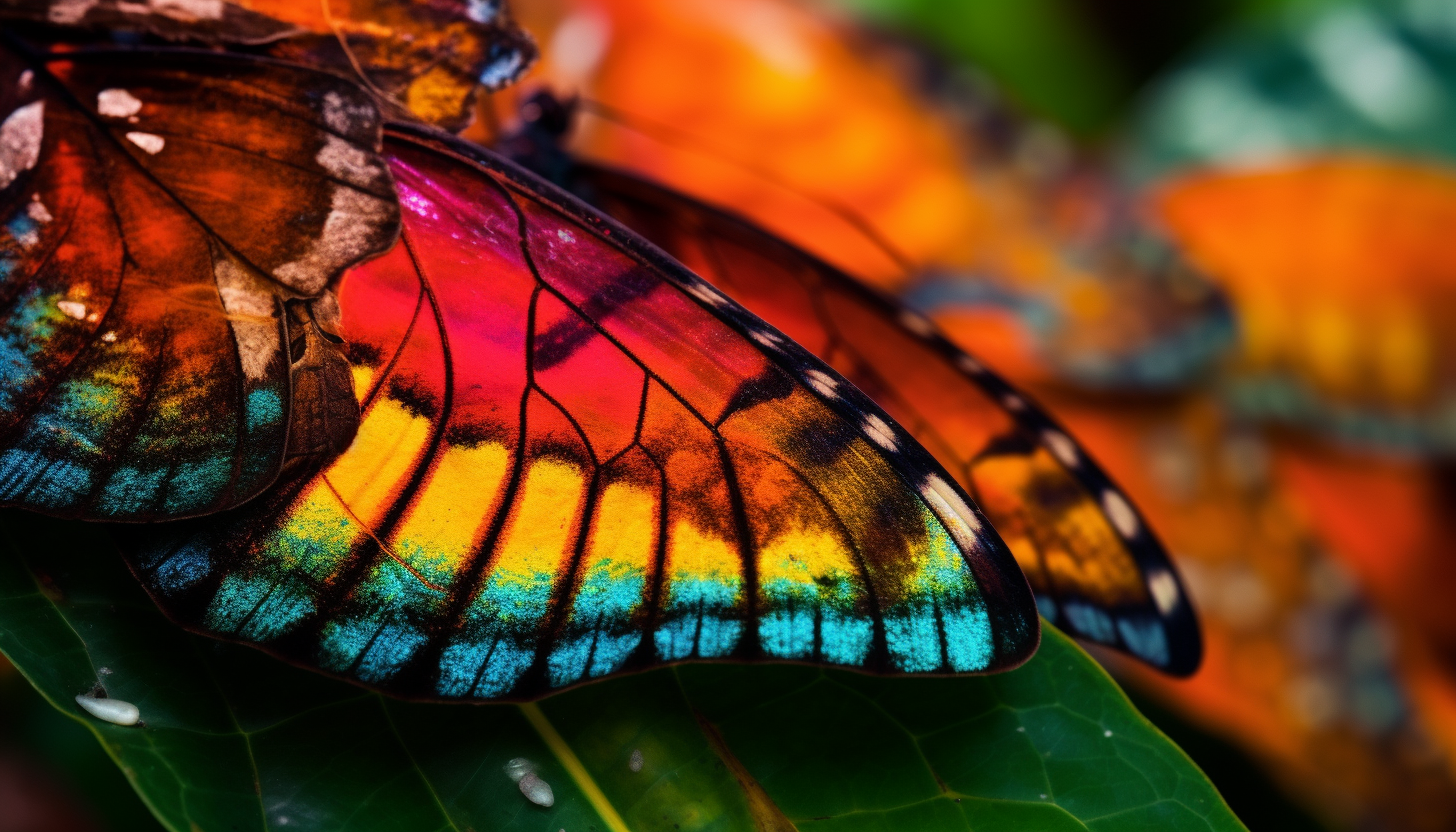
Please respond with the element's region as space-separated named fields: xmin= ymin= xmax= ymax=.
xmin=0 ymin=39 xmax=397 ymax=519
xmin=560 ymin=162 xmax=1200 ymax=674
xmin=119 ymin=129 xmax=1038 ymax=702
xmin=492 ymin=0 xmax=1231 ymax=389
xmin=239 ymin=0 xmax=537 ymax=130
xmin=496 ymin=0 xmax=1033 ymax=288
xmin=1154 ymin=156 xmax=1456 ymax=451
xmin=1014 ymin=385 xmax=1456 ymax=831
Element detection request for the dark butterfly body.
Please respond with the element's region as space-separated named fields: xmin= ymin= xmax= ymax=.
xmin=500 ymin=93 xmax=1201 ymax=675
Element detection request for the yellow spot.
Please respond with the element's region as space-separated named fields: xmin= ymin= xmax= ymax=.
xmin=350 ymin=366 xmax=375 ymax=403
xmin=391 ymin=443 xmax=512 ymax=583
xmin=325 ymin=398 xmax=433 ymax=527
xmin=757 ymin=525 xmax=856 ymax=597
xmin=1303 ymin=304 xmax=1357 ymax=394
xmin=491 ymin=458 xmax=585 ymax=584
xmin=274 ymin=481 xmax=360 ymax=578
xmin=667 ymin=520 xmax=741 ymax=594
xmin=1374 ymin=308 xmax=1432 ymax=403
xmin=581 ymin=482 xmax=657 ymax=576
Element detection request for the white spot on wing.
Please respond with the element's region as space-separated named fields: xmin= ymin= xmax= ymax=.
xmin=97 ymin=88 xmax=144 ymax=119
xmin=57 ymin=300 xmax=87 ymax=320
xmin=1002 ymin=393 xmax=1026 ymax=412
xmin=956 ymin=353 xmax=983 ymax=374
xmin=48 ymin=0 xmax=98 ymax=24
xmin=18 ymin=70 xmax=33 ymax=92
xmin=272 ymin=183 xmax=394 ymax=295
xmin=466 ymin=0 xmax=500 ymax=23
xmin=899 ymin=309 xmax=936 ymax=337
xmin=750 ymin=329 xmax=784 ymax=350
xmin=320 ymin=90 xmax=373 ymax=136
xmin=1102 ymin=489 xmax=1140 ymax=539
xmin=862 ymin=413 xmax=899 ymax=451
xmin=215 ymin=252 xmax=281 ymax=381
xmin=803 ymin=369 xmax=838 ymax=398
xmin=920 ymin=473 xmax=984 ymax=556
xmin=27 ymin=197 xmax=52 ymax=224
xmin=557 ymin=229 xmax=576 ymax=244
xmin=149 ymin=0 xmax=226 ymax=21
xmin=315 ymin=135 xmax=390 ymax=191
xmin=75 ymin=693 xmax=139 ymax=726
xmin=1147 ymin=568 xmax=1180 ymax=615
xmin=0 ymin=101 xmax=45 ymax=191
xmin=125 ymin=132 xmax=165 ymax=154
xmin=101 ymin=331 xmax=118 ymax=343
xmin=1041 ymin=429 xmax=1078 ymax=468
xmin=685 ymin=281 xmax=727 ymax=307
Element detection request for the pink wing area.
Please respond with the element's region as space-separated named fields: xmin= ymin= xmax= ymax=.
xmin=120 ymin=128 xmax=1038 ymax=701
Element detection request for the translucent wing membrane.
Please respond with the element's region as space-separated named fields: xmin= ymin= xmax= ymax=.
xmin=0 ymin=43 xmax=398 ymax=519
xmin=119 ymin=129 xmax=1038 ymax=702
xmin=560 ymin=163 xmax=1201 ymax=675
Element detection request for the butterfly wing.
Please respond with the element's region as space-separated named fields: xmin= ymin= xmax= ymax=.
xmin=118 ymin=127 xmax=1039 ymax=701
xmin=1156 ymin=157 xmax=1456 ymax=454
xmin=0 ymin=43 xmax=399 ymax=519
xmin=558 ymin=162 xmax=1201 ymax=675
xmin=250 ymin=0 xmax=538 ymax=130
xmin=0 ymin=0 xmax=302 ymax=44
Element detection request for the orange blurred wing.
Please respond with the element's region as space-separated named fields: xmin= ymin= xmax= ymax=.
xmin=560 ymin=161 xmax=1202 ymax=675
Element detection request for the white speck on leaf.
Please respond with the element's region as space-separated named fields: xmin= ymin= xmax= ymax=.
xmin=75 ymin=693 xmax=140 ymax=726
xmin=519 ymin=772 xmax=554 ymax=807
xmin=629 ymin=748 xmax=644 ymax=772
xmin=503 ymin=757 xmax=534 ymax=782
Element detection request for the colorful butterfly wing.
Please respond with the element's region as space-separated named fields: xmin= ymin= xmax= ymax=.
xmin=0 ymin=0 xmax=302 ymax=44
xmin=556 ymin=162 xmax=1201 ymax=675
xmin=118 ymin=128 xmax=1039 ymax=701
xmin=0 ymin=42 xmax=398 ymax=519
xmin=247 ymin=0 xmax=538 ymax=130
xmin=1155 ymin=157 xmax=1456 ymax=454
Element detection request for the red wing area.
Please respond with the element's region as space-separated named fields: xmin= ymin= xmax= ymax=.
xmin=0 ymin=45 xmax=397 ymax=519
xmin=569 ymin=165 xmax=1201 ymax=675
xmin=119 ymin=130 xmax=1038 ymax=701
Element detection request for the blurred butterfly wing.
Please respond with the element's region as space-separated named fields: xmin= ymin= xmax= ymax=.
xmin=118 ymin=128 xmax=1039 ymax=701
xmin=563 ymin=162 xmax=1202 ymax=675
xmin=0 ymin=44 xmax=397 ymax=520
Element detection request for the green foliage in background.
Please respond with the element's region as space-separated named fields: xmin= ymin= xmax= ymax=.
xmin=0 ymin=512 xmax=1246 ymax=831
xmin=829 ymin=0 xmax=1341 ymax=136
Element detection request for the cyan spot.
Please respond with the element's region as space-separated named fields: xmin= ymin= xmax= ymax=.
xmin=942 ymin=602 xmax=994 ymax=672
xmin=1064 ymin=601 xmax=1117 ymax=644
xmin=884 ymin=605 xmax=942 ymax=672
xmin=245 ymin=388 xmax=284 ymax=434
xmin=818 ymin=611 xmax=873 ymax=667
xmin=1117 ymin=617 xmax=1170 ymax=668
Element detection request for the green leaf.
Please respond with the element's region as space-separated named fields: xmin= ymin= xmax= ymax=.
xmin=828 ymin=0 xmax=1127 ymax=135
xmin=0 ymin=511 xmax=1245 ymax=832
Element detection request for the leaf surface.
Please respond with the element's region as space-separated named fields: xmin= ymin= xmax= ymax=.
xmin=0 ymin=511 xmax=1246 ymax=832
